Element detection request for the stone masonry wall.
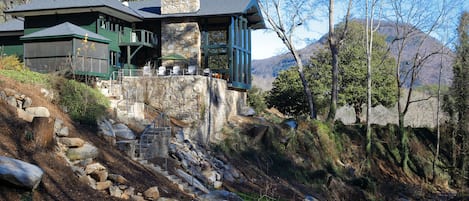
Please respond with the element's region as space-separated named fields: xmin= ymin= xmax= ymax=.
xmin=121 ymin=76 xmax=246 ymax=144
xmin=161 ymin=0 xmax=200 ymax=14
xmin=161 ymin=21 xmax=201 ymax=66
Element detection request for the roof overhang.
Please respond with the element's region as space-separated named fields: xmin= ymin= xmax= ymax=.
xmin=6 ymin=6 xmax=142 ymax=22
xmin=21 ymin=34 xmax=111 ymax=44
xmin=0 ymin=31 xmax=24 ymax=37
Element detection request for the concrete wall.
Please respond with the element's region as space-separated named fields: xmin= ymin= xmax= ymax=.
xmin=120 ymin=76 xmax=246 ymax=144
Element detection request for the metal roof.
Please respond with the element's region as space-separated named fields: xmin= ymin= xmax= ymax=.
xmin=5 ymin=0 xmax=142 ymax=22
xmin=5 ymin=0 xmax=265 ymax=29
xmin=130 ymin=0 xmax=265 ymax=29
xmin=21 ymin=22 xmax=110 ymax=43
xmin=0 ymin=18 xmax=24 ymax=32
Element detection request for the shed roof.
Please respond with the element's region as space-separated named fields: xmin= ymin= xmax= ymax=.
xmin=21 ymin=22 xmax=110 ymax=43
xmin=0 ymin=18 xmax=24 ymax=32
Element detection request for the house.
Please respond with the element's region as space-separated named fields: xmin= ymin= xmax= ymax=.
xmin=1 ymin=0 xmax=265 ymax=90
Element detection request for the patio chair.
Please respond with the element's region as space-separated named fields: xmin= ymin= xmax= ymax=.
xmin=158 ymin=66 xmax=166 ymax=76
xmin=187 ymin=65 xmax=197 ymax=75
xmin=203 ymin=68 xmax=211 ymax=76
xmin=172 ymin=65 xmax=181 ymax=75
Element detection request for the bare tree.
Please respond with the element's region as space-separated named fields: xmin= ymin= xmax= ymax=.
xmin=386 ymin=0 xmax=458 ymax=171
xmin=326 ymin=0 xmax=352 ymax=121
xmin=364 ymin=0 xmax=382 ymax=160
xmin=257 ymin=0 xmax=318 ymax=119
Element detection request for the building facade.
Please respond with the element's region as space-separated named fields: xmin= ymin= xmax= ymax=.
xmin=1 ymin=0 xmax=264 ymax=90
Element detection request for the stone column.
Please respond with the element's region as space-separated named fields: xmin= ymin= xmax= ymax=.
xmin=161 ymin=20 xmax=201 ymax=66
xmin=161 ymin=0 xmax=200 ymax=14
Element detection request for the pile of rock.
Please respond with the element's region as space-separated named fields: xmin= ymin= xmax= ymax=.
xmin=0 ymin=88 xmax=50 ymax=122
xmin=54 ymin=119 xmax=164 ymax=201
xmin=169 ymin=137 xmax=242 ymax=189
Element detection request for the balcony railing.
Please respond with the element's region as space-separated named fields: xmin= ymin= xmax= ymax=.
xmin=129 ymin=29 xmax=157 ymax=47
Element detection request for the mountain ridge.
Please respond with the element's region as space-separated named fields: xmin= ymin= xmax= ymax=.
xmin=252 ymin=21 xmax=454 ymax=90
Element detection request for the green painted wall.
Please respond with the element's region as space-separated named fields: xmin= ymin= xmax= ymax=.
xmin=0 ymin=35 xmax=23 ymax=58
xmin=24 ymin=13 xmax=98 ymax=35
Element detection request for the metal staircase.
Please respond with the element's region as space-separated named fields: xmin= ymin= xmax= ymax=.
xmin=135 ymin=113 xmax=171 ymax=159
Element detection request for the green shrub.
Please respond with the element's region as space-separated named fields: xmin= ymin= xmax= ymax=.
xmin=0 ymin=55 xmax=24 ymax=71
xmin=247 ymin=86 xmax=267 ymax=114
xmin=57 ymin=79 xmax=109 ymax=124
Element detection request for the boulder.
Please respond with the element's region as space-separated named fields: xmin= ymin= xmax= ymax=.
xmin=57 ymin=127 xmax=69 ymax=137
xmin=7 ymin=96 xmax=17 ymax=107
xmin=3 ymin=88 xmax=18 ymax=96
xmin=54 ymin=118 xmax=64 ymax=132
xmin=240 ymin=106 xmax=256 ymax=116
xmin=59 ymin=137 xmax=85 ymax=147
xmin=26 ymin=107 xmax=50 ymax=118
xmin=214 ymin=181 xmax=223 ymax=189
xmin=0 ymin=91 xmax=6 ymax=100
xmin=176 ymin=169 xmax=209 ymax=193
xmin=0 ymin=156 xmax=44 ymax=189
xmin=66 ymin=143 xmax=99 ymax=161
xmin=98 ymin=119 xmax=115 ymax=137
xmin=113 ymin=123 xmax=136 ymax=140
xmin=198 ymin=190 xmax=243 ymax=201
xmin=90 ymin=170 xmax=108 ymax=182
xmin=96 ymin=181 xmax=113 ymax=191
xmin=116 ymin=140 xmax=137 ymax=158
xmin=124 ymin=186 xmax=135 ymax=197
xmin=17 ymin=108 xmax=34 ymax=122
xmin=109 ymin=185 xmax=123 ymax=198
xmin=85 ymin=163 xmax=106 ymax=174
xmin=79 ymin=175 xmax=96 ymax=189
xmin=143 ymin=186 xmax=160 ymax=200
xmin=131 ymin=195 xmax=145 ymax=201
xmin=108 ymin=174 xmax=128 ymax=184
xmin=22 ymin=97 xmax=32 ymax=109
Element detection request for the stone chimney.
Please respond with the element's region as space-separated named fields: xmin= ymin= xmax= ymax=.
xmin=161 ymin=0 xmax=200 ymax=14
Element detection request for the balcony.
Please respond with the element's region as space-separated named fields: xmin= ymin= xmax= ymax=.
xmin=120 ymin=29 xmax=157 ymax=48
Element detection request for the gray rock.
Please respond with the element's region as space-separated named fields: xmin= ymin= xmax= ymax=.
xmin=131 ymin=195 xmax=145 ymax=201
xmin=0 ymin=156 xmax=44 ymax=189
xmin=17 ymin=100 xmax=23 ymax=109
xmin=176 ymin=169 xmax=209 ymax=193
xmin=22 ymin=97 xmax=32 ymax=108
xmin=109 ymin=185 xmax=123 ymax=198
xmin=198 ymin=190 xmax=243 ymax=201
xmin=98 ymin=119 xmax=115 ymax=137
xmin=26 ymin=107 xmax=50 ymax=118
xmin=3 ymin=88 xmax=18 ymax=96
xmin=144 ymin=186 xmax=160 ymax=200
xmin=17 ymin=108 xmax=34 ymax=122
xmin=66 ymin=143 xmax=99 ymax=161
xmin=90 ymin=170 xmax=108 ymax=182
xmin=85 ymin=163 xmax=106 ymax=174
xmin=59 ymin=137 xmax=85 ymax=147
xmin=6 ymin=96 xmax=17 ymax=107
xmin=71 ymin=165 xmax=86 ymax=177
xmin=240 ymin=106 xmax=256 ymax=116
xmin=116 ymin=140 xmax=137 ymax=158
xmin=57 ymin=127 xmax=69 ymax=137
xmin=113 ymin=123 xmax=136 ymax=140
xmin=54 ymin=118 xmax=64 ymax=132
xmin=0 ymin=91 xmax=6 ymax=101
xmin=214 ymin=181 xmax=223 ymax=189
xmin=96 ymin=181 xmax=112 ymax=191
xmin=304 ymin=195 xmax=319 ymax=201
xmin=157 ymin=198 xmax=179 ymax=201
xmin=108 ymin=174 xmax=128 ymax=184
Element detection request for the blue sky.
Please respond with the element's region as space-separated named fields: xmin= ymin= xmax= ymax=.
xmin=251 ymin=1 xmax=469 ymax=60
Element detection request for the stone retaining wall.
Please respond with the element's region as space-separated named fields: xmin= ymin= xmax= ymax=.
xmin=121 ymin=76 xmax=246 ymax=143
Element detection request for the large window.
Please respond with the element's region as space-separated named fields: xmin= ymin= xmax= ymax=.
xmin=98 ymin=15 xmax=124 ymax=34
xmin=201 ymin=16 xmax=252 ymax=90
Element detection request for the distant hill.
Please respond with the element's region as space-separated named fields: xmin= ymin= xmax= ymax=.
xmin=252 ymin=21 xmax=455 ymax=90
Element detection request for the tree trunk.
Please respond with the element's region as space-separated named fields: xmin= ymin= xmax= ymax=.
xmin=327 ymin=0 xmax=338 ymax=122
xmin=293 ymin=53 xmax=316 ymax=119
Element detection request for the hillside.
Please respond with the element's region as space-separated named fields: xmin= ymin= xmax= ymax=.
xmin=0 ymin=74 xmax=192 ymax=201
xmin=0 ymin=70 xmax=465 ymax=200
xmin=252 ymin=21 xmax=454 ymax=90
